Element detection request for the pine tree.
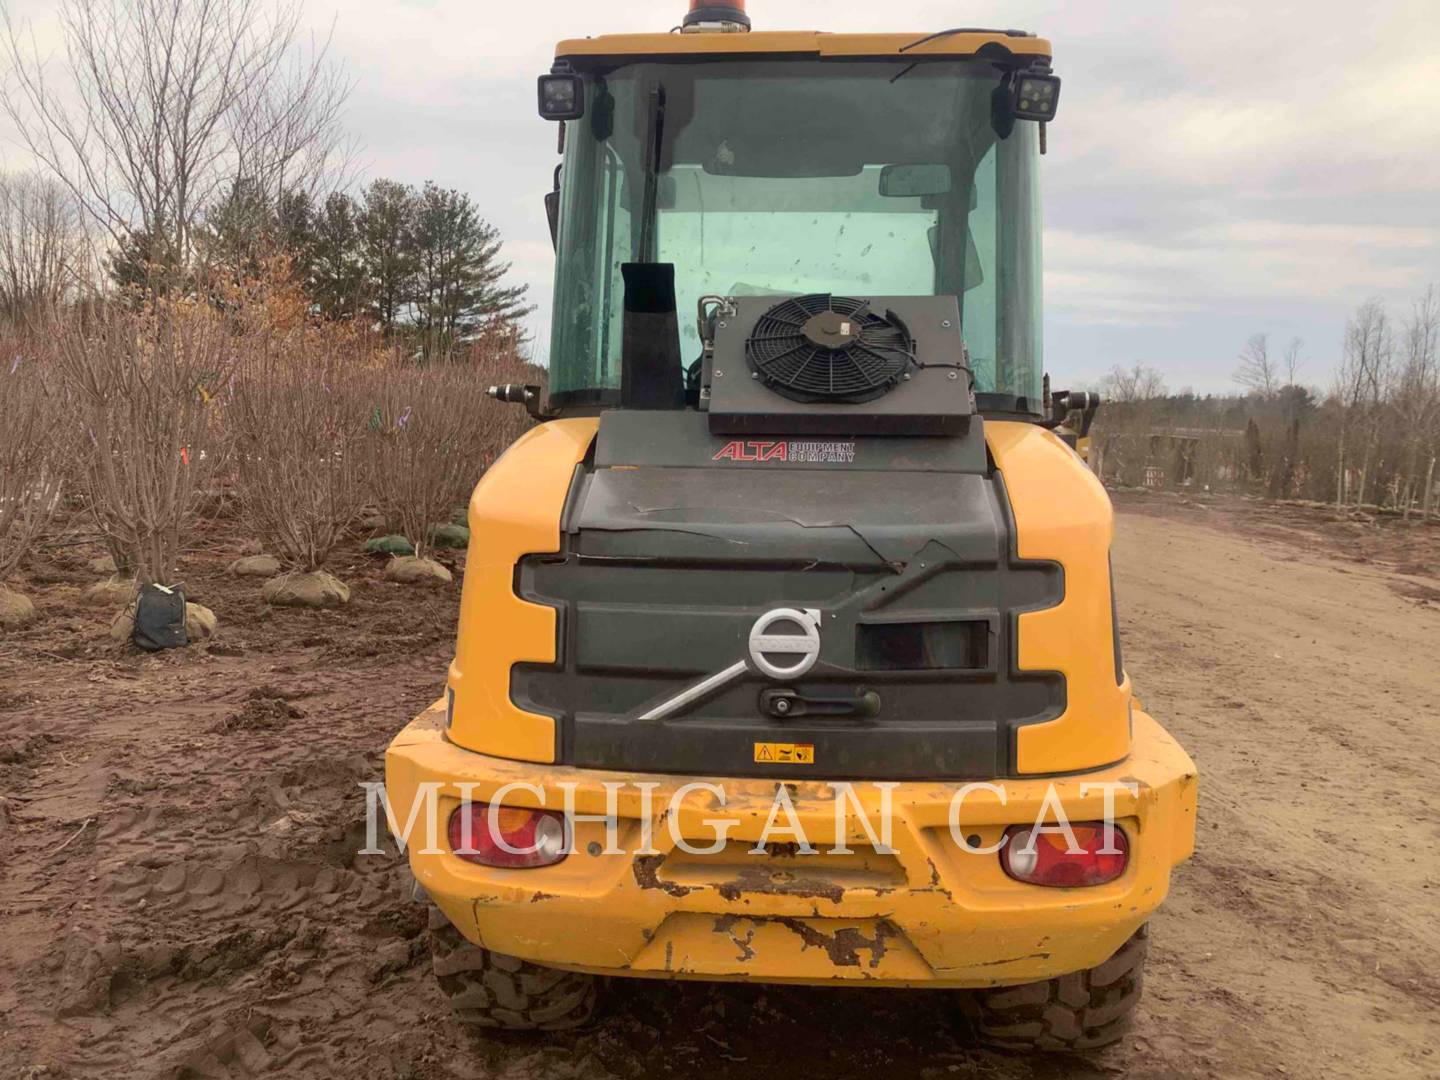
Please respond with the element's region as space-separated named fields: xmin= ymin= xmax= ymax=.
xmin=108 ymin=221 xmax=187 ymax=299
xmin=275 ymin=189 xmax=316 ymax=286
xmin=309 ymin=192 xmax=367 ymax=321
xmin=409 ymin=182 xmax=529 ymax=361
xmin=359 ymin=179 xmax=417 ymax=335
xmin=197 ymin=177 xmax=275 ymax=283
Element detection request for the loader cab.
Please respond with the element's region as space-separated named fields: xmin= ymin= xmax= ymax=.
xmin=540 ymin=30 xmax=1058 ymax=422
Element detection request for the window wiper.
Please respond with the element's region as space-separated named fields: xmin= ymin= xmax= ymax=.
xmin=892 ymin=27 xmax=1033 ymax=82
xmin=898 ymin=27 xmax=1033 ymax=53
xmin=638 ymin=81 xmax=666 ymax=262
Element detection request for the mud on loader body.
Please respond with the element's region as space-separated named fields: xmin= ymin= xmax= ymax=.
xmin=385 ymin=2 xmax=1197 ymax=1051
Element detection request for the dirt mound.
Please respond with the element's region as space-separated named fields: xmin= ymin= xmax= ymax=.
xmin=262 ymin=570 xmax=351 ymax=608
xmin=0 ymin=584 xmax=37 ymax=628
xmin=216 ymin=696 xmax=305 ymax=733
xmin=384 ymin=555 xmax=452 ymax=584
xmin=185 ymin=602 xmax=218 ymax=640
xmin=0 ymin=730 xmax=58 ymax=764
xmin=0 ymin=689 xmax=37 ymax=712
xmin=83 ymin=575 xmax=136 ymax=607
xmin=228 ymin=554 xmax=282 ymax=578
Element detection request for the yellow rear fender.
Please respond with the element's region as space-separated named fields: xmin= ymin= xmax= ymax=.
xmin=447 ymin=418 xmax=598 ymax=763
xmin=986 ymin=422 xmax=1130 ymax=774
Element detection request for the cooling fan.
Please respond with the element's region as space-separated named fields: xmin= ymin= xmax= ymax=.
xmin=744 ymin=294 xmax=915 ymax=404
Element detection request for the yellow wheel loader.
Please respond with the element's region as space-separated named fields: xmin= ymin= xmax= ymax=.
xmin=385 ymin=1 xmax=1197 ymax=1051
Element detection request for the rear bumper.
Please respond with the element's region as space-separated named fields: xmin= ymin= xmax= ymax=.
xmin=383 ymin=704 xmax=1197 ymax=988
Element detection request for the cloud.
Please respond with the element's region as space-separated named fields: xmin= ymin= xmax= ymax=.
xmin=2 ymin=0 xmax=1436 ymax=391
xmin=1049 ymin=219 xmax=1438 ymax=324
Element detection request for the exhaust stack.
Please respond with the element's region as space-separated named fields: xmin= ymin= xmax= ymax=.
xmin=681 ymin=0 xmax=750 ymax=32
xmin=619 ymin=263 xmax=684 ymax=410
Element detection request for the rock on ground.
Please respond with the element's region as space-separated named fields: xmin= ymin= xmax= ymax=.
xmin=184 ymin=603 xmax=217 ymax=640
xmin=261 ymin=571 xmax=351 ymax=608
xmin=0 ymin=585 xmax=37 ymax=629
xmin=427 ymin=523 xmax=470 ymax=549
xmin=363 ymin=534 xmax=415 ymax=557
xmin=84 ymin=576 xmax=137 ymax=608
xmin=108 ymin=606 xmax=135 ymax=643
xmin=227 ymin=554 xmax=281 ymax=579
xmin=87 ymin=554 xmax=118 ymax=574
xmin=383 ymin=556 xmax=452 ymax=585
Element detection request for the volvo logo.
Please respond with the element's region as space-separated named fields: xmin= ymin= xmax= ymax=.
xmin=747 ymin=607 xmax=821 ymax=679
xmin=637 ymin=606 xmax=824 ymax=721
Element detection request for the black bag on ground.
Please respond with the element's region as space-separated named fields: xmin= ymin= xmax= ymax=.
xmin=133 ymin=583 xmax=188 ymax=651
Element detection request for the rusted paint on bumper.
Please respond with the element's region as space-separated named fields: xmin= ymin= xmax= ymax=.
xmin=385 ymin=704 xmax=1197 ymax=988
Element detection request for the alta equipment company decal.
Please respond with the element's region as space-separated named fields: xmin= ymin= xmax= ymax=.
xmin=712 ymin=439 xmax=856 ymax=464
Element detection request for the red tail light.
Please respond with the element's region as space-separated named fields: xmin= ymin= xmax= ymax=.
xmin=1001 ymin=822 xmax=1129 ymax=887
xmin=447 ymin=802 xmax=568 ymax=869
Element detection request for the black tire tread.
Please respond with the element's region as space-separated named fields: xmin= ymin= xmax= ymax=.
xmin=965 ymin=925 xmax=1148 ymax=1052
xmin=428 ymin=904 xmax=598 ymax=1030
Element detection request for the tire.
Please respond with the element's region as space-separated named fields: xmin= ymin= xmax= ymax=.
xmin=962 ymin=925 xmax=1148 ymax=1052
xmin=427 ymin=904 xmax=599 ymax=1030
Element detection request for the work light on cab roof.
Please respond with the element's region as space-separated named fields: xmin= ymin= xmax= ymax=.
xmin=535 ymin=3 xmax=1062 ymax=127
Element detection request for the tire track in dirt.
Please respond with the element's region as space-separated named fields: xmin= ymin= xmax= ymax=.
xmin=2 ymin=504 xmax=1437 ymax=1078
xmin=1110 ymin=509 xmax=1440 ymax=1080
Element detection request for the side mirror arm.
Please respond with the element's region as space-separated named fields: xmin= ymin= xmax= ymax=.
xmin=488 ymin=383 xmax=554 ymax=422
xmin=1041 ymin=389 xmax=1101 ymax=433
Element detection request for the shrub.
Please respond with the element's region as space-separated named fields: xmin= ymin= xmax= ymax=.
xmin=362 ymin=335 xmax=535 ymax=560
xmin=0 ymin=332 xmax=65 ymax=584
xmin=47 ymin=295 xmax=233 ymax=586
xmin=228 ymin=272 xmax=373 ymax=572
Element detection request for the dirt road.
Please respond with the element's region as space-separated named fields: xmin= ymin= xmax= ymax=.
xmin=2 ymin=494 xmax=1437 ymax=1079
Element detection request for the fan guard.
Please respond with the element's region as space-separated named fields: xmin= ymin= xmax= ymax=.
xmin=744 ymin=294 xmax=915 ymax=404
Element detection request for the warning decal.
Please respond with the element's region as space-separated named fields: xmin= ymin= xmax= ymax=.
xmin=753 ymin=742 xmax=815 ymax=765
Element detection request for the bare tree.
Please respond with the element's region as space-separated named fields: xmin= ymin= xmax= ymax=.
xmin=1083 ymin=287 xmax=1436 ymax=509
xmin=0 ymin=171 xmax=89 ymax=321
xmin=1102 ymin=361 xmax=1167 ymax=405
xmin=229 ymin=269 xmax=372 ymax=572
xmin=1 ymin=0 xmax=351 ymax=286
xmin=1234 ymin=333 xmax=1277 ymax=397
xmin=1094 ymin=363 xmax=1169 ymax=485
xmin=0 ymin=333 xmax=66 ymax=622
xmin=1282 ymin=337 xmax=1304 ymax=388
xmin=46 ymin=297 xmax=234 ymax=586
xmin=1394 ymin=287 xmax=1439 ymax=517
xmin=1333 ymin=299 xmax=1394 ymax=506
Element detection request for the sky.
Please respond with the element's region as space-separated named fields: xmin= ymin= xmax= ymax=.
xmin=3 ymin=0 xmax=1438 ymax=393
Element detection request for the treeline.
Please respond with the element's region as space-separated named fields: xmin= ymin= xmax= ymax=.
xmin=111 ymin=178 xmax=531 ymax=360
xmin=1092 ymin=288 xmax=1440 ymax=518
xmin=0 ymin=0 xmax=529 ymax=363
xmin=1 ymin=169 xmax=529 ymax=364
xmin=0 ymin=0 xmax=544 ymax=629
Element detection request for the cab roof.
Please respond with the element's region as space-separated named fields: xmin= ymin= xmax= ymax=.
xmin=555 ymin=30 xmax=1053 ymax=65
